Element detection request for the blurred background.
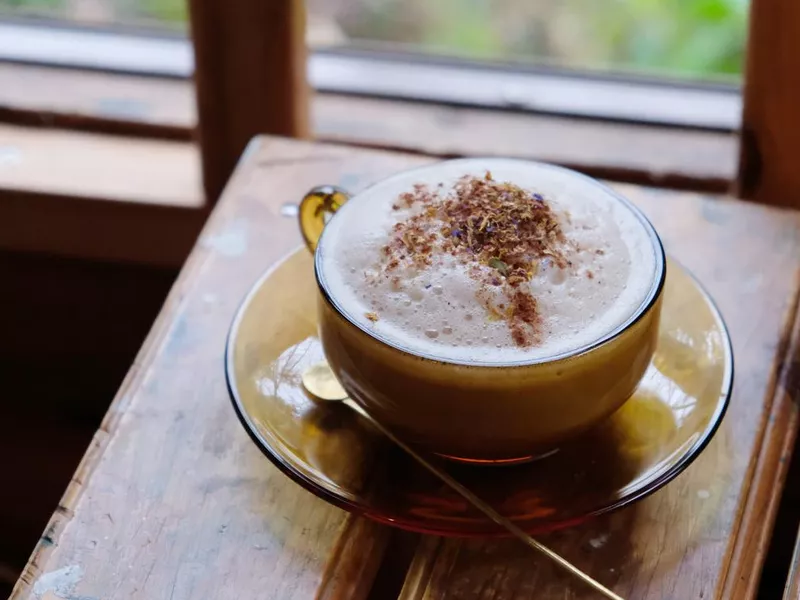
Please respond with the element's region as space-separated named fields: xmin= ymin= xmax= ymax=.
xmin=1 ymin=0 xmax=748 ymax=81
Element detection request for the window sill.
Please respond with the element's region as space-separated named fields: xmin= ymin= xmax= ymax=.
xmin=0 ymin=124 xmax=205 ymax=267
xmin=0 ymin=62 xmax=737 ymax=194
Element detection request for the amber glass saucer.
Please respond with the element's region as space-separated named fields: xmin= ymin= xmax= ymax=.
xmin=226 ymin=248 xmax=733 ymax=537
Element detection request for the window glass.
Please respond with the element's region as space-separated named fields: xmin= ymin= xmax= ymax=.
xmin=1 ymin=0 xmax=748 ymax=80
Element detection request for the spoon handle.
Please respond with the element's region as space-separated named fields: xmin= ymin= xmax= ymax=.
xmin=343 ymin=398 xmax=624 ymax=600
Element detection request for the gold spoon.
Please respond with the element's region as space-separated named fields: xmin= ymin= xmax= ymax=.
xmin=302 ymin=361 xmax=624 ymax=600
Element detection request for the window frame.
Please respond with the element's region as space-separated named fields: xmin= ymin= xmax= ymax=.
xmin=0 ymin=19 xmax=740 ymax=131
xmin=0 ymin=0 xmax=797 ymax=225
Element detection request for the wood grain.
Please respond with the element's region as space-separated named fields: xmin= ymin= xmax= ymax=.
xmin=188 ymin=0 xmax=310 ymax=203
xmin=10 ymin=137 xmax=800 ymax=600
xmin=0 ymin=124 xmax=202 ymax=207
xmin=314 ymin=94 xmax=736 ymax=193
xmin=724 ymin=279 xmax=800 ymax=599
xmin=738 ymin=0 xmax=800 ymax=208
xmin=0 ymin=190 xmax=205 ymax=268
xmin=0 ymin=63 xmax=195 ymax=130
xmin=0 ymin=63 xmax=736 ymax=193
xmin=315 ymin=515 xmax=392 ymax=600
xmin=396 ymin=185 xmax=800 ymax=600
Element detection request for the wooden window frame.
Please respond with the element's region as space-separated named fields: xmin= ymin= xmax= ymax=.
xmin=737 ymin=0 xmax=800 ymax=208
xmin=0 ymin=0 xmax=797 ymax=268
xmin=0 ymin=20 xmax=741 ymax=130
xmin=0 ymin=62 xmax=738 ymax=188
xmin=183 ymin=0 xmax=797 ymax=209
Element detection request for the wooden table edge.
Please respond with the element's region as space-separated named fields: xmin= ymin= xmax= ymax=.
xmin=6 ymin=141 xmax=235 ymax=599
xmin=721 ymin=278 xmax=800 ymax=598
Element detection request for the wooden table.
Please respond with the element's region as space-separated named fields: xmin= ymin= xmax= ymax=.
xmin=12 ymin=137 xmax=800 ymax=600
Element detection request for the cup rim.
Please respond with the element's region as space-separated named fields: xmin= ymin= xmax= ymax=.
xmin=314 ymin=157 xmax=667 ymax=368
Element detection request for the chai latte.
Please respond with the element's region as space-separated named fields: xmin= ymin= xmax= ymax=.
xmin=317 ymin=159 xmax=660 ymax=364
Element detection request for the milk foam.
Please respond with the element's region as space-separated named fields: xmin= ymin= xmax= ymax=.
xmin=317 ymin=159 xmax=661 ymax=365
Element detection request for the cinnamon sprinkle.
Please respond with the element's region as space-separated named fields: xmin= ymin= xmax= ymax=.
xmin=379 ymin=173 xmax=572 ymax=347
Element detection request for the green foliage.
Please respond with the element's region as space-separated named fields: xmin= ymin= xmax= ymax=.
xmin=1 ymin=0 xmax=747 ymax=78
xmin=335 ymin=0 xmax=747 ymax=78
xmin=138 ymin=0 xmax=186 ymax=23
xmin=0 ymin=0 xmax=63 ymax=9
xmin=591 ymin=0 xmax=748 ymax=76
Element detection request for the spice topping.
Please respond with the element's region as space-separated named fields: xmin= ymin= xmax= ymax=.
xmin=377 ymin=172 xmax=573 ymax=347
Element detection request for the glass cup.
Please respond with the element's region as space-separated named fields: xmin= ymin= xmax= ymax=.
xmin=298 ymin=161 xmax=666 ymax=464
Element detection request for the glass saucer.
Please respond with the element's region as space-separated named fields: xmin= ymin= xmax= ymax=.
xmin=226 ymin=248 xmax=732 ymax=537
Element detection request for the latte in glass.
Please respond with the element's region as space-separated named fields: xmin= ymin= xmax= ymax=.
xmin=317 ymin=158 xmax=659 ymax=365
xmin=302 ymin=158 xmax=665 ymax=462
